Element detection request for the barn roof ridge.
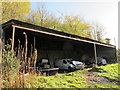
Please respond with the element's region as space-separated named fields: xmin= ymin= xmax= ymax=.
xmin=2 ymin=19 xmax=115 ymax=48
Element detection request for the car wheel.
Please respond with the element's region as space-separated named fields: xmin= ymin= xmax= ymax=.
xmin=68 ymin=67 xmax=72 ymax=72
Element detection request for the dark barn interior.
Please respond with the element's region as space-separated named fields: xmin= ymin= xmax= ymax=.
xmin=2 ymin=20 xmax=117 ymax=68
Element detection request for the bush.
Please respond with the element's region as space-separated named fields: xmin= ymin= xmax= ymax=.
xmin=2 ymin=44 xmax=21 ymax=88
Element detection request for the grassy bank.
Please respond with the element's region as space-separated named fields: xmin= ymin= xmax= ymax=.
xmin=24 ymin=63 xmax=119 ymax=88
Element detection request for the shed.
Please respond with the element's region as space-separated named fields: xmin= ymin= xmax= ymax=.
xmin=1 ymin=19 xmax=117 ymax=67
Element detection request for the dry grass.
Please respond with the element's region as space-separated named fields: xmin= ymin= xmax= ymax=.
xmin=2 ymin=35 xmax=38 ymax=88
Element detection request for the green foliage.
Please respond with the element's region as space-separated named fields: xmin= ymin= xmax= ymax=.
xmin=2 ymin=45 xmax=20 ymax=75
xmin=1 ymin=2 xmax=106 ymax=42
xmin=2 ymin=45 xmax=21 ymax=88
xmin=28 ymin=5 xmax=92 ymax=38
xmin=105 ymin=38 xmax=111 ymax=44
xmin=1 ymin=1 xmax=31 ymax=23
xmin=24 ymin=63 xmax=119 ymax=88
xmin=59 ymin=16 xmax=91 ymax=38
xmin=27 ymin=6 xmax=61 ymax=29
xmin=28 ymin=73 xmax=86 ymax=88
xmin=97 ymin=63 xmax=119 ymax=81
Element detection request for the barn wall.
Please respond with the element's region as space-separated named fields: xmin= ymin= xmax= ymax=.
xmin=96 ymin=45 xmax=117 ymax=63
xmin=47 ymin=50 xmax=64 ymax=67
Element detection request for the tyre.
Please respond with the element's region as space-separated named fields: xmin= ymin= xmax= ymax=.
xmin=68 ymin=67 xmax=72 ymax=72
xmin=68 ymin=67 xmax=75 ymax=72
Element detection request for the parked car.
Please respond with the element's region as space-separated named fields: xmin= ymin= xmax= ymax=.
xmin=55 ymin=59 xmax=84 ymax=71
xmin=97 ymin=57 xmax=107 ymax=65
xmin=85 ymin=57 xmax=107 ymax=66
xmin=72 ymin=61 xmax=85 ymax=70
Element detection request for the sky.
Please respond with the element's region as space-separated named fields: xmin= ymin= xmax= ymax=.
xmin=30 ymin=0 xmax=119 ymax=48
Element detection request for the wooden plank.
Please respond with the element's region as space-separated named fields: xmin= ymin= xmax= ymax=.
xmin=12 ymin=25 xmax=115 ymax=48
xmin=23 ymin=32 xmax=28 ymax=64
xmin=11 ymin=26 xmax=15 ymax=51
xmin=94 ymin=43 xmax=97 ymax=65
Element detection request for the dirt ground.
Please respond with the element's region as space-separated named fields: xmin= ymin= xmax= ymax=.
xmin=84 ymin=72 xmax=118 ymax=85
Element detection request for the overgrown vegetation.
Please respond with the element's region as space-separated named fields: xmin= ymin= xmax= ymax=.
xmin=97 ymin=64 xmax=119 ymax=80
xmin=2 ymin=45 xmax=119 ymax=88
xmin=1 ymin=0 xmax=31 ymax=24
xmin=2 ymin=41 xmax=38 ymax=88
xmin=2 ymin=45 xmax=21 ymax=88
xmin=24 ymin=63 xmax=119 ymax=88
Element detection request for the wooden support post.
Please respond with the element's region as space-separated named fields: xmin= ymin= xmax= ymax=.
xmin=0 ymin=26 xmax=3 ymax=88
xmin=34 ymin=37 xmax=36 ymax=50
xmin=94 ymin=43 xmax=97 ymax=65
xmin=11 ymin=26 xmax=15 ymax=51
xmin=114 ymin=38 xmax=117 ymax=63
xmin=24 ymin=32 xmax=28 ymax=64
xmin=115 ymin=47 xmax=117 ymax=63
xmin=0 ymin=35 xmax=2 ymax=89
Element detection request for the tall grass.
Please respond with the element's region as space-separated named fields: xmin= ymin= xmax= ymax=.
xmin=2 ymin=35 xmax=38 ymax=88
xmin=2 ymin=44 xmax=21 ymax=88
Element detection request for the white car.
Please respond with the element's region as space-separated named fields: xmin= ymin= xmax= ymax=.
xmin=72 ymin=61 xmax=85 ymax=70
xmin=55 ymin=59 xmax=84 ymax=71
xmin=55 ymin=59 xmax=75 ymax=71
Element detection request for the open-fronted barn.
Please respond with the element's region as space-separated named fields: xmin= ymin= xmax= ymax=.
xmin=1 ymin=19 xmax=117 ymax=67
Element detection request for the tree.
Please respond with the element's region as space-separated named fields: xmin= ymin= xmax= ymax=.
xmin=91 ymin=22 xmax=106 ymax=41
xmin=27 ymin=4 xmax=61 ymax=29
xmin=26 ymin=4 xmax=91 ymax=38
xmin=105 ymin=38 xmax=111 ymax=44
xmin=1 ymin=1 xmax=31 ymax=23
xmin=59 ymin=16 xmax=91 ymax=38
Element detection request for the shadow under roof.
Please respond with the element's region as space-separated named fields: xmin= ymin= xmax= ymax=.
xmin=2 ymin=19 xmax=115 ymax=48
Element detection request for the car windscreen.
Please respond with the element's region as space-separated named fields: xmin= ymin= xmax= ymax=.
xmin=67 ymin=59 xmax=73 ymax=64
